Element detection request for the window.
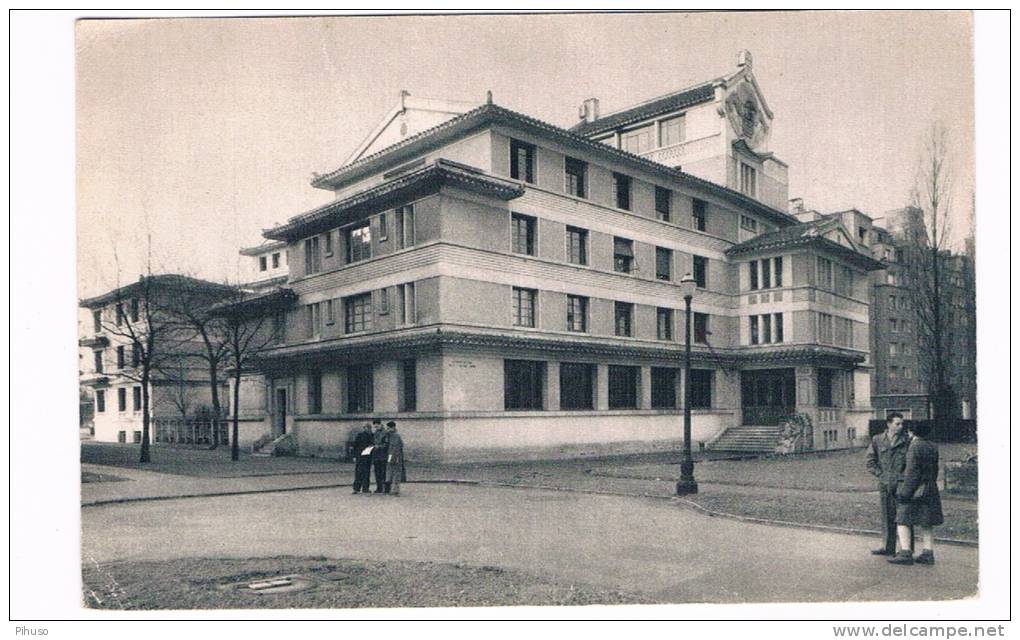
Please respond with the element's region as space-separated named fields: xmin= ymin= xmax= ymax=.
xmin=740 ymin=215 xmax=758 ymax=234
xmin=614 ymin=302 xmax=633 ymax=337
xmin=379 ymin=288 xmax=389 ymax=315
xmin=566 ymin=295 xmax=588 ymax=332
xmin=400 ymin=359 xmax=417 ymax=412
xmin=749 ymin=261 xmax=759 ymax=290
xmin=608 ymin=365 xmax=639 ymax=409
xmin=693 ymin=312 xmax=709 ymax=344
xmin=272 ymin=252 xmax=281 ymax=268
xmin=92 ymin=309 xmax=102 ymax=333
xmin=510 ymin=139 xmax=536 ymax=183
xmin=116 ymin=346 xmax=125 ymax=369
xmin=344 ymin=294 xmax=372 ymax=333
xmin=566 ymin=226 xmax=587 ymax=265
xmin=323 ymin=231 xmax=334 ymax=257
xmin=118 ymin=431 xmax=126 ymax=443
xmin=655 ymin=246 xmax=673 ymax=281
xmin=817 ymin=369 xmax=835 ymax=408
xmin=346 ymin=364 xmax=373 ymax=413
xmin=511 ymin=213 xmax=537 ymax=256
xmin=272 ymin=311 xmax=286 ymax=344
xmin=651 ymin=367 xmax=678 ymax=409
xmin=858 ymin=226 xmax=868 ymax=243
xmin=818 ymin=312 xmax=834 ymax=344
xmin=559 ymin=363 xmax=594 ymax=410
xmin=659 ymin=115 xmax=685 ymax=147
xmin=889 ymin=343 xmax=899 ymax=356
xmin=739 ymin=162 xmax=757 ymax=196
xmin=836 ymin=265 xmax=854 ymax=296
xmin=761 ymin=259 xmax=772 ymax=289
xmin=655 ymin=187 xmax=671 ymax=221
xmin=613 ymin=237 xmax=634 ymax=273
xmin=345 ymin=223 xmax=372 ymax=264
xmin=305 ymin=302 xmax=321 ymax=338
xmin=817 ymin=257 xmax=833 ymax=290
xmin=130 ymin=299 xmax=139 ymax=322
xmin=398 ymin=283 xmax=416 ymax=325
xmin=378 ymin=213 xmax=388 ymax=242
xmin=750 ymin=315 xmax=759 ymax=345
xmin=307 ymin=370 xmax=322 ymax=414
xmin=131 ymin=343 xmax=140 ymax=367
xmin=693 ymin=255 xmax=708 ymax=288
xmin=132 ymin=386 xmax=142 ymax=412
xmin=613 ymin=173 xmax=631 ymax=210
xmin=512 ymin=287 xmax=537 ymax=328
xmin=621 ymin=125 xmax=653 ymax=154
xmin=504 ymin=360 xmax=544 ymax=410
xmin=692 ymin=199 xmax=707 ymax=231
xmin=325 ymin=299 xmax=335 ymax=325
xmin=95 ymin=390 xmax=105 ymax=413
xmin=889 ymin=318 xmax=898 ymax=333
xmin=774 ymin=256 xmax=783 ymax=287
xmin=656 ymin=307 xmax=673 ymax=341
xmin=93 ymin=350 xmax=104 ymax=373
xmin=259 ymin=256 xmax=268 ymax=271
xmin=690 ymin=369 xmax=713 ymax=409
xmin=304 ymin=236 xmax=321 ymax=275
xmin=396 ymin=204 xmax=415 ymax=249
xmin=117 ymin=388 xmax=127 ymax=412
xmin=775 ymin=313 xmax=784 ymax=343
xmin=762 ymin=314 xmax=772 ymax=343
xmin=565 ymin=157 xmax=587 ymax=198
xmin=115 ymin=303 xmax=124 ymax=326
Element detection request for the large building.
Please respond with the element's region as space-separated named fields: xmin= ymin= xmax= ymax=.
xmin=79 ymin=275 xmax=237 ymax=443
xmin=217 ymin=51 xmax=884 ymax=461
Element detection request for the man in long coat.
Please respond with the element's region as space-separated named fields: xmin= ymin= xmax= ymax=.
xmin=351 ymin=422 xmax=374 ymax=494
xmin=371 ymin=419 xmax=389 ymax=493
xmin=384 ymin=421 xmax=405 ymax=496
xmin=865 ymin=412 xmax=910 ymax=555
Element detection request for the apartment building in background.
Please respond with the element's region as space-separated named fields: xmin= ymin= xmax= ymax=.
xmin=212 ymin=51 xmax=885 ymax=461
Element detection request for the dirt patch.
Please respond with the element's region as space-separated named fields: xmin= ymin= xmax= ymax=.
xmin=81 ymin=556 xmax=652 ymax=609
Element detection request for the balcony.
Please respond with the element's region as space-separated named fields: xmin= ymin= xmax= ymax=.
xmin=79 ymin=371 xmax=110 ymax=386
xmin=78 ymin=335 xmax=109 ymax=348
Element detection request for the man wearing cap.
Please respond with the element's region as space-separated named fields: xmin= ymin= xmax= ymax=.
xmin=351 ymin=422 xmax=374 ymax=495
xmin=371 ymin=419 xmax=389 ymax=493
xmin=384 ymin=421 xmax=405 ymax=496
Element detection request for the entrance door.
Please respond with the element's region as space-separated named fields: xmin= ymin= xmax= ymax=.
xmin=275 ymin=388 xmax=287 ymax=436
xmin=741 ymin=368 xmax=796 ymax=425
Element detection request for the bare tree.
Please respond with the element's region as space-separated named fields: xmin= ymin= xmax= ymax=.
xmin=905 ymin=122 xmax=958 ymax=426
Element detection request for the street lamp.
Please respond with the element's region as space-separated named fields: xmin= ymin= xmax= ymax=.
xmin=676 ymin=272 xmax=699 ymax=495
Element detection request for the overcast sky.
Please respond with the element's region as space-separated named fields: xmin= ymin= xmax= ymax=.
xmin=76 ymin=11 xmax=974 ymax=298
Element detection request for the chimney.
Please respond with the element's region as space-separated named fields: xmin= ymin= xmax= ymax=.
xmin=578 ymin=98 xmax=600 ymax=124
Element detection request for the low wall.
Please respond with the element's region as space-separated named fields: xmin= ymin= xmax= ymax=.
xmin=231 ymin=416 xmax=271 ymax=449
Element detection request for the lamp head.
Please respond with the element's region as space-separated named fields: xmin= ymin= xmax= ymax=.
xmin=680 ymin=273 xmax=697 ymax=300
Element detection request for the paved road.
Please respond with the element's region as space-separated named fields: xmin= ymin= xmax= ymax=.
xmin=81 ymin=484 xmax=977 ymax=604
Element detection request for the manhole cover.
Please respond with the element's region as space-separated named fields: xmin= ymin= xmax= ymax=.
xmin=223 ymin=574 xmax=318 ymax=595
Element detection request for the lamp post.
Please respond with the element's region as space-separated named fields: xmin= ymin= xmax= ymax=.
xmin=676 ymin=273 xmax=699 ymax=495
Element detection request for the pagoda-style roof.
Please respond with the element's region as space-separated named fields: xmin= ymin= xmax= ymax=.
xmin=266 ymin=159 xmax=525 ymax=242
xmin=725 ymin=218 xmax=886 ymax=271
xmin=79 ymin=275 xmax=238 ymax=309
xmin=238 ymin=240 xmax=288 ymax=257
xmin=570 ymin=82 xmax=716 ymax=138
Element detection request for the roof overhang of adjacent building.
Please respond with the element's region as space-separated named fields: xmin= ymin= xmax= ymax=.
xmin=308 ymin=103 xmax=799 ymax=230
xmin=239 ymin=240 xmax=288 ymax=257
xmin=207 ymin=287 xmax=298 ymax=319
xmin=266 ymin=159 xmax=525 ymax=241
xmin=725 ymin=220 xmax=886 ymax=271
xmin=79 ymin=275 xmax=239 ymax=309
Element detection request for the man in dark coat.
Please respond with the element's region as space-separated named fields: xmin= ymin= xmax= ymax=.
xmin=371 ymin=419 xmax=389 ymax=493
xmin=384 ymin=421 xmax=405 ymax=496
xmin=865 ymin=412 xmax=910 ymax=555
xmin=351 ymin=422 xmax=374 ymax=494
xmin=889 ymin=421 xmax=944 ymax=565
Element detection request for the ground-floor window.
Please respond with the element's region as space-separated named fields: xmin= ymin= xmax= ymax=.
xmin=505 ymin=360 xmax=545 ymax=410
xmin=400 ymin=359 xmax=417 ymax=412
xmin=817 ymin=368 xmax=836 ymax=407
xmin=608 ymin=365 xmax=639 ymax=409
xmin=347 ymin=364 xmax=373 ymax=413
xmin=95 ymin=390 xmax=105 ymax=413
xmin=308 ymin=370 xmax=322 ymax=414
xmin=559 ymin=362 xmax=594 ymax=410
xmin=651 ymin=367 xmax=678 ymax=408
xmin=690 ymin=369 xmax=713 ymax=409
xmin=133 ymin=430 xmax=142 ymax=444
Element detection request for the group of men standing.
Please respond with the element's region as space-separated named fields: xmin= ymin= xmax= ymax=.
xmin=352 ymin=419 xmax=405 ymax=496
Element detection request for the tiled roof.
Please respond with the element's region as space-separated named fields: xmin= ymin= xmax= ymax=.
xmin=308 ymin=102 xmax=798 ymax=229
xmin=569 ymin=82 xmax=716 ymax=137
xmin=725 ymin=219 xmax=886 ymax=271
xmin=266 ymin=159 xmax=524 ymax=241
xmin=207 ymin=287 xmax=297 ymax=318
xmin=239 ymin=240 xmax=288 ymax=257
xmin=79 ymin=275 xmax=238 ymax=308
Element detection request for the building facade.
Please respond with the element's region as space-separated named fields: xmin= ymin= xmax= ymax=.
xmin=220 ymin=52 xmax=883 ymax=461
xmin=79 ymin=276 xmax=237 ymax=443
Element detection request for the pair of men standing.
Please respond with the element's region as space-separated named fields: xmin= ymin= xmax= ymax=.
xmin=352 ymin=419 xmax=405 ymax=495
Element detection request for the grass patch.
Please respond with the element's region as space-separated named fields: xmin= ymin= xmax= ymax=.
xmin=82 ymin=556 xmax=651 ymax=609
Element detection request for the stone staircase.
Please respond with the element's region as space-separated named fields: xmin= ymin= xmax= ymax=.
xmin=708 ymin=425 xmax=786 ymax=455
xmin=251 ymin=433 xmax=295 ymax=457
